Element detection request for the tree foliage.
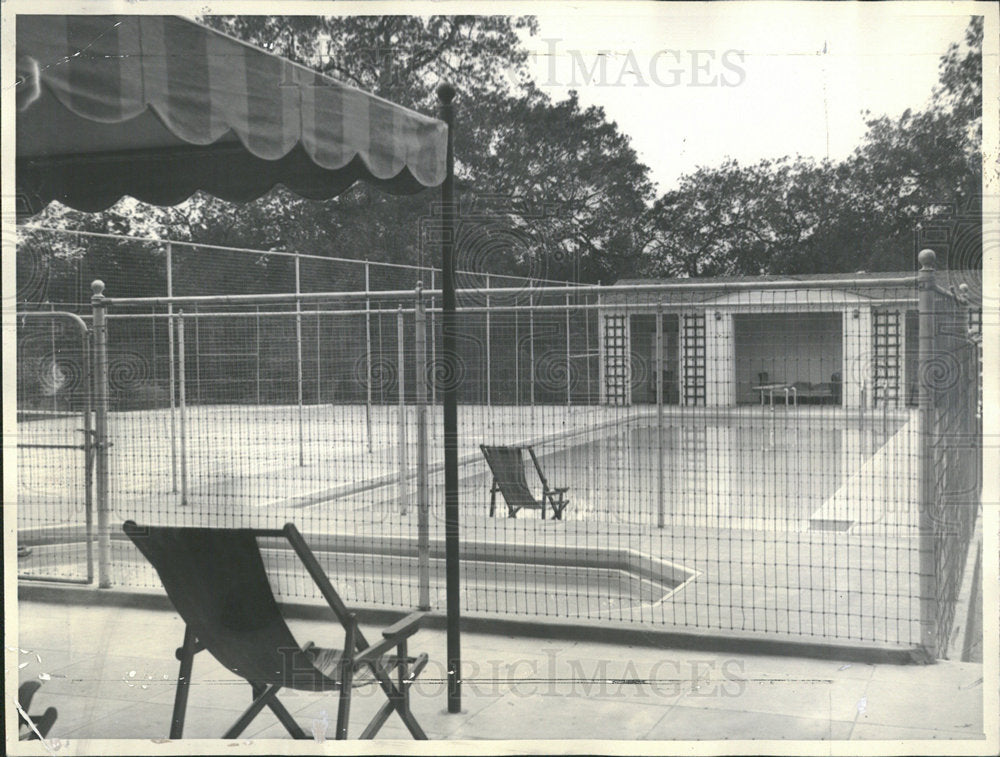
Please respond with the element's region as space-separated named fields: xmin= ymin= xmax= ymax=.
xmin=642 ymin=16 xmax=983 ymax=277
xmin=21 ymin=14 xmax=654 ymax=300
xmin=19 ymin=15 xmax=983 ymax=302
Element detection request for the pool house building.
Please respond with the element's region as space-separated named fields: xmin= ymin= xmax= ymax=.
xmin=598 ymin=271 xmax=961 ymax=409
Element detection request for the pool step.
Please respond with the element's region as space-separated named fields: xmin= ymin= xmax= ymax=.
xmin=808 ymin=419 xmax=916 ymax=533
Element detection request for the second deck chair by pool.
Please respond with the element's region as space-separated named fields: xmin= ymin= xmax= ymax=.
xmin=122 ymin=520 xmax=429 ymax=740
xmin=480 ymin=445 xmax=570 ymax=520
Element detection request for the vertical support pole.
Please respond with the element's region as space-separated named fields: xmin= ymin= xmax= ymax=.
xmin=565 ymin=292 xmax=572 ymax=407
xmin=529 ymin=289 xmax=536 ymax=406
xmin=90 ymin=281 xmax=111 ymax=588
xmin=916 ymin=248 xmax=937 ymax=658
xmin=167 ymin=245 xmax=177 ymax=493
xmin=255 ymin=305 xmax=261 ymax=405
xmin=656 ymin=302 xmax=665 ymax=529
xmin=295 ymin=253 xmax=304 ymax=466
xmin=194 ymin=305 xmax=201 ymax=403
xmin=514 ymin=307 xmax=520 ymax=405
xmin=437 ymin=82 xmax=462 ymax=714
xmin=177 ymin=310 xmax=189 ymax=507
xmin=415 ymin=284 xmax=431 ymax=610
xmin=365 ymin=262 xmax=374 ymax=453
xmin=585 ymin=293 xmax=592 ymax=403
xmin=430 ymin=268 xmax=437 ymax=408
xmin=82 ymin=327 xmax=95 ymax=584
xmin=397 ymin=306 xmax=408 ymax=515
xmin=316 ymin=305 xmax=322 ymax=405
xmin=485 ymin=274 xmax=491 ymax=407
xmin=48 ymin=301 xmax=57 ymax=412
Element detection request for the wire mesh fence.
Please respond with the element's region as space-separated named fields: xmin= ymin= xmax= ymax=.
xmin=14 ymin=244 xmax=983 ymax=657
xmin=921 ymin=276 xmax=982 ymax=658
xmin=16 ymin=311 xmax=95 ymax=583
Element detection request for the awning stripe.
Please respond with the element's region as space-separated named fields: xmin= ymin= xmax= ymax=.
xmin=17 ymin=13 xmax=448 ymax=207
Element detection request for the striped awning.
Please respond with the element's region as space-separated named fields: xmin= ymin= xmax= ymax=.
xmin=16 ymin=15 xmax=448 ymax=215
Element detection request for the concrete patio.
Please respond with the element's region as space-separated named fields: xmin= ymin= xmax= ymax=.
xmin=13 ymin=598 xmax=988 ymax=748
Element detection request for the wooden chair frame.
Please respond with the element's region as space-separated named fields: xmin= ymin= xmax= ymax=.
xmin=123 ymin=520 xmax=429 ymax=740
xmin=480 ymin=445 xmax=570 ymax=520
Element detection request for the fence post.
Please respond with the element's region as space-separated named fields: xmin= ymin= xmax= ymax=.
xmin=529 ymin=289 xmax=535 ymax=406
xmin=255 ymin=305 xmax=261 ymax=405
xmin=656 ymin=302 xmax=665 ymax=529
xmin=565 ymin=292 xmax=572 ymax=407
xmin=316 ymin=305 xmax=322 ymax=405
xmin=916 ymin=248 xmax=937 ymax=658
xmin=177 ymin=310 xmax=189 ymax=507
xmin=430 ymin=268 xmax=437 ymax=408
xmin=48 ymin=301 xmax=57 ymax=412
xmin=485 ymin=273 xmax=491 ymax=407
xmin=295 ymin=252 xmax=304 ymax=466
xmin=91 ymin=281 xmax=112 ymax=588
xmin=397 ymin=306 xmax=408 ymax=515
xmin=365 ymin=262 xmax=373 ymax=453
xmin=414 ymin=284 xmax=431 ymax=610
xmin=81 ymin=326 xmax=95 ymax=584
xmin=166 ymin=242 xmax=177 ymax=493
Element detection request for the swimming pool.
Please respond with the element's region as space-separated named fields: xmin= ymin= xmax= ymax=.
xmin=477 ymin=416 xmax=903 ymax=531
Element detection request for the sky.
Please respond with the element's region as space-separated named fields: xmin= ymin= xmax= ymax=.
xmin=519 ymin=4 xmax=974 ymax=193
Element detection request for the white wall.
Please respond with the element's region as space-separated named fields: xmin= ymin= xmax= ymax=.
xmin=706 ymin=312 xmax=734 ymax=406
xmin=842 ymin=308 xmax=872 ymax=408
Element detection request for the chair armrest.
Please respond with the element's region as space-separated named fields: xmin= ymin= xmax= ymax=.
xmin=381 ymin=611 xmax=425 ymax=639
xmin=549 ymin=486 xmax=569 ymax=494
xmin=353 ymin=612 xmax=426 ymax=667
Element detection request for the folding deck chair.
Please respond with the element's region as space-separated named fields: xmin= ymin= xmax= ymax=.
xmin=122 ymin=520 xmax=429 ymax=740
xmin=480 ymin=445 xmax=570 ymax=520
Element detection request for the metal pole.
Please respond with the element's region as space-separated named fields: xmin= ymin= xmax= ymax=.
xmin=656 ymin=302 xmax=665 ymax=529
xmin=194 ymin=305 xmax=201 ymax=403
xmin=295 ymin=253 xmax=304 ymax=466
xmin=916 ymin=248 xmax=937 ymax=658
xmin=397 ymin=306 xmax=408 ymax=515
xmin=90 ymin=281 xmax=111 ymax=588
xmin=485 ymin=273 xmax=491 ymax=407
xmin=437 ymin=82 xmax=462 ymax=714
xmin=565 ymin=292 xmax=571 ymax=406
xmin=365 ymin=262 xmax=373 ymax=453
xmin=316 ymin=305 xmax=322 ymax=404
xmin=585 ymin=294 xmax=592 ymax=403
xmin=177 ymin=310 xmax=189 ymax=507
xmin=514 ymin=308 xmax=520 ymax=405
xmin=415 ymin=284 xmax=431 ymax=610
xmin=255 ymin=305 xmax=261 ymax=405
xmin=48 ymin=301 xmax=57 ymax=412
xmin=166 ymin=243 xmax=178 ymax=493
xmin=82 ymin=327 xmax=95 ymax=583
xmin=529 ymin=290 xmax=535 ymax=406
xmin=430 ymin=268 xmax=437 ymax=408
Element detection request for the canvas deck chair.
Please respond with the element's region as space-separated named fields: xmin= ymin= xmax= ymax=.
xmin=480 ymin=445 xmax=570 ymax=520
xmin=122 ymin=520 xmax=429 ymax=740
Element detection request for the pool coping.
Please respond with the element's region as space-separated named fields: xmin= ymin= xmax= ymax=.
xmin=18 ymin=579 xmax=925 ymax=665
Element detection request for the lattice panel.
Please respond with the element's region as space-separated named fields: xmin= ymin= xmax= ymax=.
xmin=603 ymin=313 xmax=629 ymax=405
xmin=681 ymin=313 xmax=706 ymax=406
xmin=873 ymin=309 xmax=901 ymax=407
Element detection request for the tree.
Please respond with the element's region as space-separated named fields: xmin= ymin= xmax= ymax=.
xmin=23 ymin=14 xmax=655 ymax=297
xmin=642 ymin=16 xmax=983 ymax=277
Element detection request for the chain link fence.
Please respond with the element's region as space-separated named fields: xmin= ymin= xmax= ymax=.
xmin=14 ymin=237 xmax=982 ymax=657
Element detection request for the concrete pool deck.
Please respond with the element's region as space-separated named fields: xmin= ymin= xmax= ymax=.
xmin=13 ymin=598 xmax=988 ymax=747
xmin=20 ymin=516 xmax=924 ymax=648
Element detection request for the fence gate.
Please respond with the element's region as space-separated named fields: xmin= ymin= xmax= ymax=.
xmin=16 ymin=312 xmax=95 ymax=584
